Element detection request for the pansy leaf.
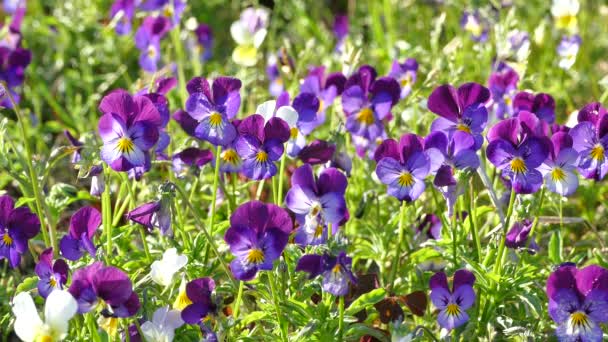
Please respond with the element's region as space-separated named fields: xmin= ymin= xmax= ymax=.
xmin=345 ymin=288 xmax=386 ymax=316
xmin=15 ymin=276 xmax=39 ymax=294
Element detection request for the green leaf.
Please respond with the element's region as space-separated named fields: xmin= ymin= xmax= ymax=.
xmin=345 ymin=288 xmax=386 ymax=316
xmin=409 ymin=247 xmax=443 ymax=264
xmin=241 ymin=311 xmax=269 ymax=326
xmin=15 ymin=276 xmax=39 ymax=294
xmin=14 ymin=196 xmax=36 ymax=208
xmin=548 ymin=230 xmax=563 ymax=264
xmin=345 ymin=323 xmax=390 ymax=342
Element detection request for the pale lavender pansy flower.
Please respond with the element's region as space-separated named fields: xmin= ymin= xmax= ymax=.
xmin=296 ymin=252 xmax=356 ymax=296
xmin=569 ymin=102 xmax=608 ymax=181
xmin=430 ymin=270 xmax=476 ymax=331
xmin=35 ymin=248 xmax=69 ymax=299
xmin=538 ymin=132 xmax=579 ymax=196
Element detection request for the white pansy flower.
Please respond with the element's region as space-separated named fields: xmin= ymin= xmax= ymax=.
xmin=256 ymin=100 xmax=305 ymax=158
xmin=150 ymin=248 xmax=188 ymax=287
xmin=141 ymin=306 xmax=184 ymax=342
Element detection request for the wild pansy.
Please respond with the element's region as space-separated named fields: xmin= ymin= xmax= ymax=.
xmin=180 ymin=277 xmax=217 ymax=325
xmin=298 ymin=66 xmax=346 ymax=133
xmin=35 ymin=248 xmax=69 ymax=299
xmin=460 ymin=10 xmax=488 ymax=42
xmin=12 ymin=290 xmax=78 ymax=342
xmin=194 ymin=23 xmax=213 ymax=61
xmin=299 ymin=139 xmax=337 ymax=166
xmin=373 ymin=133 xmax=433 ymax=202
xmin=296 ymin=252 xmax=356 ymax=296
xmin=505 ymin=219 xmax=538 ymax=252
xmin=388 ymin=58 xmax=418 ymax=99
xmin=127 ymin=198 xmax=172 ymax=236
xmin=98 ymin=89 xmax=162 ymax=172
xmin=150 ymin=248 xmax=188 ymax=287
xmin=224 ymin=201 xmax=292 ymax=280
xmin=266 ymin=56 xmax=284 ymax=97
xmin=134 ymin=16 xmax=171 ymax=72
xmin=546 ymin=264 xmax=608 ymax=341
xmin=0 ymin=46 xmax=31 ymax=107
xmin=488 ymin=64 xmax=519 ymax=120
xmin=538 ymin=132 xmax=579 ymax=196
xmin=332 ymin=14 xmax=348 ymax=52
xmin=181 ymin=76 xmax=241 ymax=146
xmin=235 ymin=114 xmax=290 ymax=180
xmin=569 ymin=102 xmax=608 ymax=180
xmin=141 ymin=78 xmax=176 ymax=156
xmin=513 ymin=91 xmax=556 ymax=123
xmin=0 ymin=194 xmax=40 ymax=268
xmin=341 ymin=65 xmax=400 ymax=141
xmin=140 ymin=306 xmax=184 ymax=342
xmin=415 ymin=213 xmax=442 ymax=240
xmin=429 ymin=269 xmax=476 ymax=331
xmin=428 ymin=82 xmax=490 ymax=149
xmin=557 ymin=34 xmax=581 ymax=70
xmin=505 ymin=30 xmax=530 ymax=62
xmin=68 ymin=261 xmax=141 ymax=318
xmin=59 ymin=206 xmax=101 ymax=261
xmin=172 ymin=147 xmax=213 ymax=177
xmin=230 ymin=7 xmax=269 ymax=67
xmin=109 ymin=0 xmax=135 ymax=35
xmin=139 ymin=0 xmax=185 ymax=26
xmin=486 ymin=114 xmax=550 ymax=194
xmin=551 ymin=0 xmax=579 ymax=31
xmin=285 ymin=164 xmax=347 ymax=246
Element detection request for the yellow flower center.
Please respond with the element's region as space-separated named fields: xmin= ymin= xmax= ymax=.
xmin=49 ymin=276 xmax=57 ymax=288
xmin=356 ymin=108 xmax=375 ymax=125
xmin=556 ymin=15 xmax=577 ymax=30
xmin=310 ymin=202 xmax=322 ymax=217
xmin=456 ymin=123 xmax=471 ymax=133
xmin=551 ymin=167 xmax=566 ymax=182
xmin=398 ymin=172 xmax=414 ymax=187
xmin=318 ymin=99 xmax=325 ymax=113
xmin=504 ymin=95 xmax=512 ymax=106
xmin=332 ymin=264 xmax=342 ymax=273
xmin=163 ymin=4 xmax=174 ymax=17
xmin=255 ymin=151 xmax=268 ymax=163
xmin=147 ymin=45 xmax=157 ymax=58
xmin=221 ymin=149 xmax=239 ymax=163
xmin=290 ymin=127 xmax=299 ymax=139
xmin=209 ymin=112 xmax=223 ymax=126
xmin=446 ymin=303 xmax=460 ymax=316
xmin=400 ymin=75 xmax=412 ymax=88
xmin=464 ymin=20 xmax=483 ymax=37
xmin=117 ymin=137 xmax=135 ymax=153
xmin=590 ymin=144 xmax=605 ymax=161
xmin=36 ymin=335 xmax=53 ymax=342
xmin=99 ymin=316 xmax=119 ymax=336
xmin=173 ymin=289 xmax=192 ymax=311
xmin=314 ymin=224 xmax=324 ymax=238
xmin=246 ymin=248 xmax=265 ymax=264
xmin=510 ymin=157 xmax=527 ymax=174
xmin=570 ymin=311 xmax=590 ymax=328
xmin=2 ymin=233 xmax=13 ymax=246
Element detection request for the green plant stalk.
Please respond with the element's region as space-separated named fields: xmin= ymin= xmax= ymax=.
xmin=451 ymin=210 xmax=458 ymax=268
xmin=276 ymin=151 xmax=287 ymax=205
xmin=529 ymin=187 xmax=546 ymax=237
xmin=233 ymin=280 xmax=245 ymax=319
xmin=388 ymin=200 xmax=408 ymax=290
xmin=492 ymin=190 xmax=517 ymax=276
xmin=267 ymin=272 xmax=288 ymax=342
xmin=170 ymin=23 xmax=188 ymax=105
xmin=102 ymin=164 xmax=113 ymax=263
xmin=338 ymin=295 xmax=345 ymax=342
xmin=202 ymin=146 xmax=223 ymax=261
xmin=468 ymin=180 xmax=482 ymax=262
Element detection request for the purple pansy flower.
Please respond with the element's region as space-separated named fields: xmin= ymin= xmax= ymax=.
xmin=266 ymin=60 xmax=283 ymax=97
xmin=139 ymin=0 xmax=185 ymax=26
xmin=35 ymin=248 xmax=69 ymax=298
xmin=68 ymin=261 xmax=141 ymax=317
xmin=127 ymin=199 xmax=172 ymax=236
xmin=388 ymin=58 xmax=418 ymax=99
xmin=460 ymin=10 xmax=488 ymax=42
xmin=224 ymin=201 xmax=292 ymax=281
xmin=59 ymin=206 xmax=101 ymax=261
xmin=513 ymin=91 xmax=556 ymax=124
xmin=538 ymin=132 xmax=579 ymax=196
xmin=373 ymin=133 xmax=432 ymax=202
xmin=0 ymin=46 xmax=31 ymax=107
xmin=181 ymin=278 xmax=217 ymax=326
xmin=109 ymin=0 xmax=135 ymax=35
xmin=332 ymin=14 xmax=348 ymax=52
xmin=0 ymin=195 xmax=40 ymax=268
xmin=181 ymin=76 xmax=241 ymax=146
xmin=569 ymin=102 xmax=608 ymax=181
xmin=557 ymin=34 xmax=581 ymax=70
xmin=296 ymin=252 xmax=356 ymax=296
xmin=195 ymin=23 xmax=213 ymax=61
xmin=546 ymin=264 xmax=608 ymax=342
xmin=415 ymin=213 xmax=442 ymax=240
xmin=172 ymin=147 xmax=213 ymax=176
xmin=505 ymin=219 xmax=538 ymax=252
xmin=285 ymin=164 xmax=347 ymax=246
xmin=430 ymin=269 xmax=476 ymax=331
xmin=488 ymin=64 xmax=519 ymax=120
xmin=428 ymin=82 xmax=490 ymax=149
xmin=298 ymin=66 xmax=346 ymax=133
xmin=341 ymin=65 xmax=400 ymax=141
xmin=299 ymin=139 xmax=336 ymax=166
xmin=235 ymin=114 xmax=290 ymax=180
xmin=134 ymin=16 xmax=171 ymax=72
xmin=64 ymin=130 xmax=83 ymax=164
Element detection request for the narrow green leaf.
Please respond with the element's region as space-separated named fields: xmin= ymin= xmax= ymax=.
xmin=345 ymin=288 xmax=386 ymax=316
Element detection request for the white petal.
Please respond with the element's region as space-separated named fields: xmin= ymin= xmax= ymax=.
xmin=275 ymin=106 xmax=298 ymax=128
xmin=44 ymin=290 xmax=78 ymax=339
xmin=13 ymin=292 xmax=43 ymax=342
xmin=256 ymin=100 xmax=277 ymax=122
xmin=253 ymin=28 xmax=267 ymax=48
xmin=230 ymin=21 xmax=252 ymax=45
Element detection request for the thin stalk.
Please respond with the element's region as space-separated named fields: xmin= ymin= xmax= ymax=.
xmin=468 ymin=180 xmax=482 ymax=262
xmin=256 ymin=179 xmax=265 ymax=200
xmin=559 ymin=197 xmax=563 ymax=229
xmin=170 ymin=21 xmax=188 ymax=105
xmin=102 ymin=164 xmax=113 ymax=263
xmin=233 ymin=280 xmax=245 ymax=319
xmin=529 ymin=187 xmax=546 ymax=237
xmin=451 ymin=211 xmax=458 ymax=268
xmin=388 ymin=201 xmax=408 ymax=290
xmin=276 ymin=152 xmax=287 ymax=205
xmin=492 ymin=190 xmax=516 ymax=276
xmin=267 ymin=272 xmax=288 ymax=342
xmin=338 ymin=295 xmax=345 ymax=342
xmin=203 ymin=146 xmax=223 ymax=262
xmin=139 ymin=226 xmax=152 ymax=263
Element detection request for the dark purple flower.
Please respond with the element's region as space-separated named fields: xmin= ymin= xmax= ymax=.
xmin=181 ymin=76 xmax=241 ymax=146
xmin=224 ymin=201 xmax=292 ymax=280
xmin=98 ymin=89 xmax=162 ymax=172
xmin=546 ymin=264 xmax=608 ymax=341
xmin=332 ymin=14 xmax=348 ymax=52
xmin=68 ymin=261 xmax=140 ymax=317
xmin=296 ymin=252 xmax=356 ymax=296
xmin=195 ymin=23 xmax=213 ymax=61
xmin=538 ymin=132 xmax=579 ymax=196
xmin=35 ymin=248 xmax=69 ymax=298
xmin=342 ymin=65 xmax=400 ymax=141
xmin=373 ymin=134 xmax=432 ymax=202
xmin=488 ymin=65 xmax=519 ymax=120
xmin=110 ymin=0 xmax=135 ymax=35
xmin=181 ymin=277 xmax=216 ymax=324
xmin=505 ymin=219 xmax=534 ymax=249
xmin=298 ymin=139 xmax=336 ymax=165
xmin=172 ymin=147 xmax=213 ymax=176
xmin=415 ymin=214 xmax=442 ymax=240
xmin=429 ymin=270 xmax=476 ymax=331
xmin=513 ymin=91 xmax=556 ymax=124
xmin=134 ymin=16 xmax=171 ymax=72
xmin=388 ymin=58 xmax=418 ymax=99
xmin=0 ymin=46 xmax=31 ymax=107
xmin=266 ymin=62 xmax=283 ymax=97
xmin=0 ymin=195 xmax=40 ymax=268
xmin=460 ymin=11 xmax=488 ymax=42
xmin=235 ymin=114 xmax=290 ymax=180
xmin=569 ymin=102 xmax=608 ymax=181
xmin=139 ymin=0 xmax=185 ymax=26
xmin=428 ymin=82 xmax=490 ymax=149
xmin=127 ymin=199 xmax=172 ymax=236
xmin=142 ymin=92 xmax=172 ymax=153
xmin=286 ymin=164 xmax=347 ymax=245
xmin=298 ymin=66 xmax=346 ymax=133
xmin=59 ymin=206 xmax=101 ymax=261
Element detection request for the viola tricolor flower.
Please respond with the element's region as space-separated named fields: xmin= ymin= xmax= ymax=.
xmin=342 ymin=65 xmax=400 ymax=141
xmin=150 ymin=248 xmax=188 ymax=287
xmin=235 ymin=114 xmax=290 ymax=180
xmin=546 ymin=264 xmax=608 ymax=341
xmin=506 ymin=30 xmax=530 ymax=61
xmin=0 ymin=46 xmax=31 ymax=107
xmin=551 ymin=0 xmax=579 ymax=31
xmin=0 ymin=194 xmax=40 ymax=268
xmin=505 ymin=219 xmax=538 ymax=251
xmin=140 ymin=306 xmax=184 ymax=342
xmin=332 ymin=14 xmax=348 ymax=52
xmin=569 ymin=102 xmax=608 ymax=181
xmin=374 ymin=133 xmax=432 ymax=202
xmin=172 ymin=147 xmax=213 ymax=176
xmin=35 ymin=248 xmax=69 ymax=299
xmin=194 ymin=23 xmax=213 ymax=61
xmin=557 ymin=34 xmax=582 ymax=70
xmin=134 ymin=16 xmax=171 ymax=72
xmin=127 ymin=199 xmax=172 ymax=236
xmin=296 ymin=252 xmax=356 ymax=296
xmin=109 ymin=0 xmax=135 ymax=35
xmin=181 ymin=277 xmax=217 ymax=324
xmin=429 ymin=269 xmax=476 ymax=331
xmin=388 ymin=58 xmax=418 ymax=99
xmin=230 ymin=7 xmax=269 ymax=67
xmin=415 ymin=213 xmax=442 ymax=240
xmin=538 ymin=132 xmax=579 ymax=196
xmin=299 ymin=139 xmax=336 ymax=166
xmin=285 ymin=164 xmax=347 ymax=245
xmin=488 ymin=64 xmax=519 ymax=120
xmin=59 ymin=206 xmax=101 ymax=261
xmin=224 ymin=201 xmax=292 ymax=280
xmin=460 ymin=10 xmax=488 ymax=42
xmin=98 ymin=90 xmax=162 ymax=172
xmin=428 ymin=82 xmax=490 ymax=149
xmin=298 ymin=66 xmax=346 ymax=133
xmin=182 ymin=76 xmax=241 ymax=146
xmin=68 ymin=262 xmax=141 ymax=318
xmin=513 ymin=91 xmax=556 ymax=124
xmin=139 ymin=0 xmax=185 ymax=26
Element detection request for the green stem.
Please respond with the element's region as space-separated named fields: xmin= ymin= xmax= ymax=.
xmin=451 ymin=210 xmax=458 ymax=268
xmin=529 ymin=187 xmax=546 ymax=237
xmin=170 ymin=22 xmax=188 ymax=105
xmin=267 ymin=272 xmax=288 ymax=342
xmin=276 ymin=152 xmax=287 ymax=205
xmin=493 ymin=190 xmax=517 ymax=276
xmin=233 ymin=280 xmax=245 ymax=319
xmin=139 ymin=226 xmax=152 ymax=263
xmin=338 ymin=295 xmax=345 ymax=342
xmin=256 ymin=179 xmax=265 ymax=200
xmin=388 ymin=201 xmax=407 ymax=291
xmin=468 ymin=180 xmax=482 ymax=262
xmin=102 ymin=164 xmax=113 ymax=263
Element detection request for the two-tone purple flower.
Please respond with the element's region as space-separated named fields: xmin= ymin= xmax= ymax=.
xmin=430 ymin=269 xmax=476 ymax=331
xmin=505 ymin=219 xmax=538 ymax=252
xmin=332 ymin=14 xmax=348 ymax=52
xmin=180 ymin=278 xmax=217 ymax=325
xmin=513 ymin=91 xmax=556 ymax=124
xmin=172 ymin=147 xmax=213 ymax=177
xmin=488 ymin=64 xmax=519 ymax=120
xmin=388 ymin=58 xmax=418 ymax=99
xmin=235 ymin=114 xmax=290 ymax=180
xmin=285 ymin=164 xmax=347 ymax=245
xmin=35 ymin=248 xmax=69 ymax=298
xmin=139 ymin=0 xmax=185 ymax=26
xmin=460 ymin=10 xmax=488 ymax=42
xmin=557 ymin=34 xmax=582 ymax=70
xmin=0 ymin=46 xmax=31 ymax=107
xmin=569 ymin=102 xmax=608 ymax=181
xmin=134 ymin=16 xmax=171 ymax=72
xmin=374 ymin=134 xmax=432 ymax=202
xmin=296 ymin=252 xmax=356 ymax=296
xmin=546 ymin=264 xmax=608 ymax=341
xmin=538 ymin=132 xmax=579 ymax=196
xmin=59 ymin=206 xmax=101 ymax=261
xmin=127 ymin=199 xmax=172 ymax=236
xmin=194 ymin=23 xmax=213 ymax=61
xmin=0 ymin=195 xmax=40 ymax=268
xmin=298 ymin=67 xmax=346 ymax=133
xmin=224 ymin=201 xmax=292 ymax=280
xmin=415 ymin=214 xmax=442 ymax=240
xmin=98 ymin=89 xmax=162 ymax=172
xmin=109 ymin=0 xmax=135 ymax=35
